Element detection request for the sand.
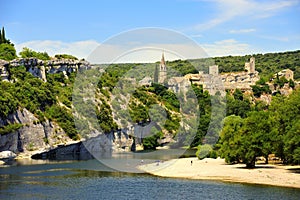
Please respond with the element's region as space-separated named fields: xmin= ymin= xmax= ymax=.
xmin=138 ymin=157 xmax=300 ymax=189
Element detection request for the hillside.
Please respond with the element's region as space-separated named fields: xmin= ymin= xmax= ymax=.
xmin=165 ymin=50 xmax=300 ymax=80
xmin=0 ymin=33 xmax=299 ymax=166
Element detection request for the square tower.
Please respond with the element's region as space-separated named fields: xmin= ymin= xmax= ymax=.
xmin=158 ymin=53 xmax=167 ymax=84
xmin=209 ymin=65 xmax=219 ymax=76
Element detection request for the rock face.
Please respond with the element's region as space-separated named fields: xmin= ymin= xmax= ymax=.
xmin=0 ymin=150 xmax=16 ymax=159
xmin=0 ymin=108 xmax=73 ymax=154
xmin=0 ymin=60 xmax=9 ymax=81
xmin=0 ymin=58 xmax=92 ymax=82
xmin=31 ymin=133 xmax=122 ymax=160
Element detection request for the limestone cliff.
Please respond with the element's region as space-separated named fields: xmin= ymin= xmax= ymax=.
xmin=0 ymin=58 xmax=91 ymax=82
xmin=0 ymin=108 xmax=73 ymax=154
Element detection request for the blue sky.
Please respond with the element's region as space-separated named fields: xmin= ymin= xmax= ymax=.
xmin=1 ymin=0 xmax=299 ymax=62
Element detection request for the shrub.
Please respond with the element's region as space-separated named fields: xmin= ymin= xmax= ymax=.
xmin=196 ymin=144 xmax=213 ymax=159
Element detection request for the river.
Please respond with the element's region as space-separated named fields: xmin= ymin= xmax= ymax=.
xmin=0 ymin=159 xmax=299 ymax=200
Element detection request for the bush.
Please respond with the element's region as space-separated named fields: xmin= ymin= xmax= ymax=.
xmin=142 ymin=131 xmax=163 ymax=150
xmin=0 ymin=43 xmax=17 ymax=60
xmin=0 ymin=123 xmax=23 ymax=135
xmin=55 ymin=54 xmax=78 ymax=60
xmin=196 ymin=144 xmax=213 ymax=159
xmin=19 ymin=47 xmax=50 ymax=60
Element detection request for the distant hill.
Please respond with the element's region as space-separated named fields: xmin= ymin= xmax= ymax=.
xmin=166 ymin=50 xmax=300 ymax=80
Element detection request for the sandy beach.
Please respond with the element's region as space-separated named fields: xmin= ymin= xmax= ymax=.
xmin=138 ymin=157 xmax=300 ymax=189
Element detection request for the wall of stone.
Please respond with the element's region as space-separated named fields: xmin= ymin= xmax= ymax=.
xmin=0 ymin=58 xmax=92 ymax=82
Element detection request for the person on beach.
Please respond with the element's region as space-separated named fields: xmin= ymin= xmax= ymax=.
xmin=191 ymin=160 xmax=193 ymax=166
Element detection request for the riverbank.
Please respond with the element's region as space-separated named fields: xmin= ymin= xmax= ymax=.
xmin=138 ymin=157 xmax=300 ymax=189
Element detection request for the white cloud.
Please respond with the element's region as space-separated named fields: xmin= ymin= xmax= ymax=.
xmin=15 ymin=40 xmax=100 ymax=59
xmin=201 ymin=39 xmax=257 ymax=57
xmin=259 ymin=35 xmax=289 ymax=42
xmin=229 ymin=28 xmax=256 ymax=34
xmin=192 ymin=0 xmax=298 ymax=31
xmin=14 ymin=38 xmax=258 ymax=63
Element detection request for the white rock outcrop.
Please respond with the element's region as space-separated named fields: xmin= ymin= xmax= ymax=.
xmin=0 ymin=150 xmax=16 ymax=159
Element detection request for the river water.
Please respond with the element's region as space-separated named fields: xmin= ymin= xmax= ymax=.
xmin=0 ymin=159 xmax=299 ymax=200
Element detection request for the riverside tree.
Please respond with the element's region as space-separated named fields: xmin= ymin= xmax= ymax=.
xmin=218 ymin=111 xmax=279 ymax=168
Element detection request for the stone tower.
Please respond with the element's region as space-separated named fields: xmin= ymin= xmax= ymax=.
xmin=249 ymin=57 xmax=255 ymax=73
xmin=245 ymin=57 xmax=255 ymax=73
xmin=209 ymin=65 xmax=219 ymax=76
xmin=158 ymin=52 xmax=167 ymax=84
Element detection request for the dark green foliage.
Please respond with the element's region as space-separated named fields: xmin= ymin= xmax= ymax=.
xmin=46 ymin=105 xmax=79 ymax=140
xmin=188 ymin=84 xmax=213 ymax=147
xmin=127 ymin=83 xmax=181 ymax=135
xmin=153 ymin=65 xmax=159 ymax=83
xmin=0 ymin=27 xmax=11 ymax=44
xmin=167 ymin=59 xmax=198 ymax=75
xmin=269 ymin=89 xmax=300 ymax=164
xmin=96 ymin=101 xmax=118 ymax=133
xmin=196 ymin=144 xmax=213 ymax=159
xmin=1 ymin=64 xmax=79 ymax=140
xmin=8 ymin=65 xmax=56 ymax=112
xmin=273 ymin=75 xmax=289 ymax=89
xmin=215 ymin=51 xmax=300 ymax=80
xmin=289 ymin=79 xmax=295 ymax=89
xmin=226 ymin=91 xmax=251 ymax=118
xmin=0 ymin=43 xmax=17 ymax=60
xmin=0 ymin=90 xmax=18 ymax=118
xmin=251 ymin=84 xmax=271 ymax=98
xmin=19 ymin=47 xmax=50 ymax=60
xmin=0 ymin=123 xmax=23 ymax=135
xmin=54 ymin=54 xmax=78 ymax=60
xmin=142 ymin=131 xmax=163 ymax=150
xmin=219 ymin=88 xmax=300 ymax=167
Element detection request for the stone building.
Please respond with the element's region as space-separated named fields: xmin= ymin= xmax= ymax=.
xmin=168 ymin=57 xmax=259 ymax=95
xmin=220 ymin=57 xmax=259 ymax=91
xmin=244 ymin=57 xmax=255 ymax=73
xmin=275 ymin=69 xmax=294 ymax=81
xmin=158 ymin=53 xmax=167 ymax=84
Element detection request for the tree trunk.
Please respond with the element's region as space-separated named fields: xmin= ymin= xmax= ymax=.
xmin=265 ymin=156 xmax=268 ymax=164
xmin=246 ymin=159 xmax=255 ymax=168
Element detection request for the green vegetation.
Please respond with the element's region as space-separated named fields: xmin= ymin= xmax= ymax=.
xmin=196 ymin=144 xmax=213 ymax=159
xmin=0 ymin=43 xmax=17 ymax=61
xmin=186 ymin=50 xmax=300 ymax=80
xmin=218 ymin=89 xmax=300 ymax=167
xmin=55 ymin=54 xmax=78 ymax=60
xmin=0 ymin=27 xmax=11 ymax=44
xmin=0 ymin=123 xmax=23 ymax=135
xmin=0 ymin=27 xmax=16 ymax=60
xmin=0 ymin=27 xmax=299 ymax=163
xmin=0 ymin=64 xmax=79 ymax=139
xmin=19 ymin=47 xmax=50 ymax=60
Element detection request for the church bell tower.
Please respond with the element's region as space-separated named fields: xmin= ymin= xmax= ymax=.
xmin=158 ymin=52 xmax=167 ymax=84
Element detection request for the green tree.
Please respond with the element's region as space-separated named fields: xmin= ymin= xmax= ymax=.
xmin=153 ymin=65 xmax=159 ymax=83
xmin=218 ymin=115 xmax=244 ymax=164
xmin=55 ymin=54 xmax=78 ymax=60
xmin=219 ymin=111 xmax=278 ymax=168
xmin=242 ymin=111 xmax=279 ymax=165
xmin=19 ymin=47 xmax=50 ymax=60
xmin=284 ymin=120 xmax=300 ymax=164
xmin=142 ymin=130 xmax=163 ymax=150
xmin=196 ymin=144 xmax=213 ymax=159
xmin=0 ymin=27 xmax=10 ymax=44
xmin=269 ymin=89 xmax=300 ymax=164
xmin=0 ymin=43 xmax=17 ymax=60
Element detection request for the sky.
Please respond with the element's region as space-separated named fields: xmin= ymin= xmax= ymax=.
xmin=1 ymin=0 xmax=300 ymax=63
